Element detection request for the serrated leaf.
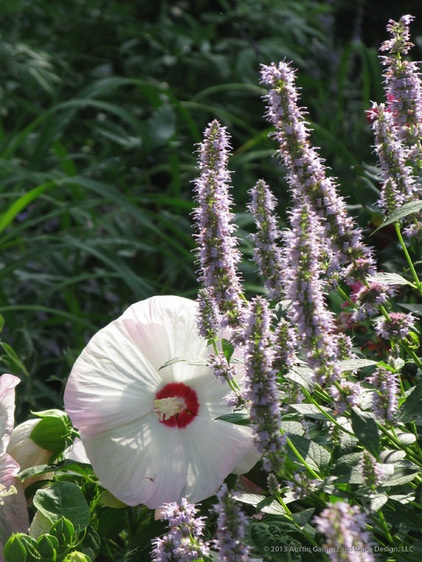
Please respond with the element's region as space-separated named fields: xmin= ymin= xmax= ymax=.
xmin=380 ymin=449 xmax=406 ymax=463
xmin=332 ymin=452 xmax=364 ymax=484
xmin=286 ymin=367 xmax=314 ymax=390
xmin=369 ymin=493 xmax=388 ymax=512
xmin=287 ymin=435 xmax=331 ymax=472
xmin=337 ymin=358 xmax=377 ymax=371
xmin=381 ymin=461 xmax=419 ymax=487
xmin=351 ymin=409 xmax=380 ymax=458
xmin=289 ymin=403 xmax=333 ymax=421
xmin=367 ymin=272 xmax=412 ymax=286
xmin=373 ymin=200 xmax=422 ymax=232
xmin=291 ymin=508 xmax=315 ymax=527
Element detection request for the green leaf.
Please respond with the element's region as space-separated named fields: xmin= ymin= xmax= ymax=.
xmin=372 ymin=200 xmax=422 ymax=232
xmin=351 ymin=408 xmax=380 ymax=458
xmin=381 ymin=461 xmax=420 ymax=487
xmin=367 ymin=272 xmax=413 ymax=286
xmin=399 ymin=384 xmax=422 ymax=424
xmin=0 ymin=181 xmax=55 ymax=234
xmin=287 ymin=435 xmax=331 ymax=472
xmin=337 ymin=358 xmax=377 ymax=371
xmin=215 ymin=412 xmax=250 ymax=426
xmin=332 ymin=452 xmax=364 ymax=484
xmin=33 ymin=482 xmax=90 ymax=533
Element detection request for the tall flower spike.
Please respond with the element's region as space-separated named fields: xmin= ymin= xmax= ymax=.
xmin=213 ymin=483 xmax=250 ymax=562
xmin=243 ymin=296 xmax=285 ymax=472
xmin=366 ymin=366 xmax=399 ymax=422
xmin=248 ymin=179 xmax=284 ymax=301
xmin=151 ymin=498 xmax=211 ymax=561
xmin=314 ymin=502 xmax=374 ymax=562
xmin=193 ymin=120 xmax=245 ymax=330
xmin=260 ymin=61 xmax=375 ymax=282
xmin=380 ymin=15 xmax=422 ymax=162
xmin=371 ymin=102 xmax=418 ymax=215
xmin=282 ymin=200 xmax=342 ymax=386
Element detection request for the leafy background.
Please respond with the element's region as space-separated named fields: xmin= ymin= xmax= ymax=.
xmin=1 ymin=0 xmax=421 ymax=421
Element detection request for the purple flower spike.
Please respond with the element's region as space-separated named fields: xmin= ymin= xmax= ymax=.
xmin=371 ymin=103 xmax=418 ymax=215
xmin=214 ymin=483 xmax=250 ymax=561
xmin=282 ymin=201 xmax=342 ymax=386
xmin=151 ymin=498 xmax=211 ymax=561
xmin=374 ymin=311 xmax=417 ymax=340
xmin=314 ymin=502 xmax=374 ymax=562
xmin=260 ymin=61 xmax=375 ymax=282
xmin=193 ymin=120 xmax=245 ymax=330
xmin=380 ymin=15 xmax=422 ymax=158
xmin=248 ymin=179 xmax=284 ymax=301
xmin=243 ymin=296 xmax=285 ymax=472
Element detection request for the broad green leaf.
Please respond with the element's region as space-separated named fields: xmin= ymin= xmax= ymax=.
xmin=351 ymin=408 xmax=380 ymax=458
xmin=33 ymin=482 xmax=90 ymax=533
xmin=287 ymin=435 xmax=331 ymax=472
xmin=332 ymin=452 xmax=364 ymax=484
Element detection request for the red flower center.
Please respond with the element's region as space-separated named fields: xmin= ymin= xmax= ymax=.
xmin=154 ymin=382 xmax=199 ymax=428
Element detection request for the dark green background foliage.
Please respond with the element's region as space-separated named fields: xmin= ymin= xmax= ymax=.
xmin=0 ymin=0 xmax=421 ymax=418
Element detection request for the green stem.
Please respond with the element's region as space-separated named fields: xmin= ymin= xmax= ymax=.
xmin=394 ymin=222 xmax=422 ymax=294
xmin=285 ymin=436 xmax=320 ymax=479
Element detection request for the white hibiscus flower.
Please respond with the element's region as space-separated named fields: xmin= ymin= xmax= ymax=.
xmin=64 ymin=295 xmax=259 ymax=508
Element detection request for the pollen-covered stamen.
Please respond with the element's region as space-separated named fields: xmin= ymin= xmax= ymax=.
xmin=154 ymin=382 xmax=200 ymax=428
xmin=154 ymin=397 xmax=186 ymax=422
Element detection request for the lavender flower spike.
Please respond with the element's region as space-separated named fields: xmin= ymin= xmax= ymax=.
xmin=214 ymin=483 xmax=250 ymax=561
xmin=314 ymin=502 xmax=374 ymax=562
xmin=260 ymin=61 xmax=375 ymax=281
xmin=371 ymin=102 xmax=418 ymax=215
xmin=243 ymin=296 xmax=285 ymax=472
xmin=380 ymin=15 xmax=422 ymax=160
xmin=193 ymin=120 xmax=245 ymax=329
xmin=151 ymin=498 xmax=211 ymax=561
xmin=248 ymin=179 xmax=284 ymax=301
xmin=282 ymin=200 xmax=342 ymax=386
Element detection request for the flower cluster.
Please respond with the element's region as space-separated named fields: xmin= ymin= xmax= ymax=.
xmin=213 ymin=484 xmax=250 ymax=561
xmin=151 ymin=498 xmax=210 ymax=561
xmin=314 ymin=502 xmax=374 ymax=562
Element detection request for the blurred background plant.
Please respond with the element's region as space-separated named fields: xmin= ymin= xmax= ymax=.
xmin=0 ymin=0 xmax=421 ymax=419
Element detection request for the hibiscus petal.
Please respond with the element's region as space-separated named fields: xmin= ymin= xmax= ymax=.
xmin=81 ymin=413 xmax=187 ymax=508
xmin=0 ymin=453 xmax=29 ymax=556
xmin=0 ymin=374 xmax=20 ymax=453
xmin=120 ymin=295 xmax=209 ymax=383
xmin=64 ymin=319 xmax=160 ymax=436
xmin=180 ymin=417 xmax=261 ymax=502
